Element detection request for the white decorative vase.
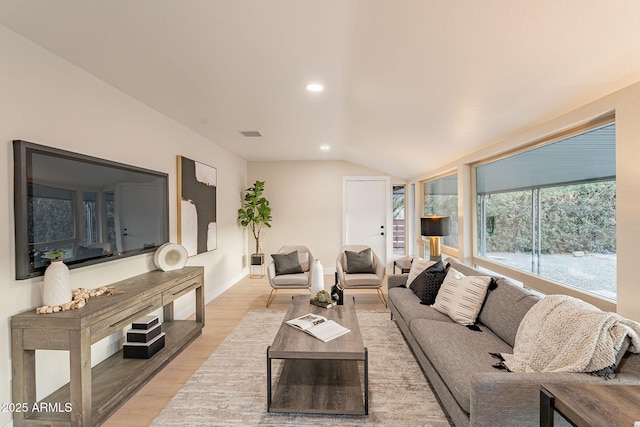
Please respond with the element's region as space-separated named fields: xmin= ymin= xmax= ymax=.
xmin=311 ymin=259 xmax=325 ymax=297
xmin=43 ymin=259 xmax=72 ymax=306
xmin=154 ymin=243 xmax=188 ymax=271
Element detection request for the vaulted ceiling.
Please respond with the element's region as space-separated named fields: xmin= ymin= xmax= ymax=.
xmin=3 ymin=1 xmax=640 ymax=179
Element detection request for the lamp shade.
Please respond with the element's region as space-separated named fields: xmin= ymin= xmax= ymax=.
xmin=421 ymin=216 xmax=450 ymax=237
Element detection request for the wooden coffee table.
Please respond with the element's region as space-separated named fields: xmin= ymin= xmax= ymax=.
xmin=267 ymin=295 xmax=368 ymax=415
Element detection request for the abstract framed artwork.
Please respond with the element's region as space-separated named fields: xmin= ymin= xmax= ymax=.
xmin=177 ymin=156 xmax=217 ymax=256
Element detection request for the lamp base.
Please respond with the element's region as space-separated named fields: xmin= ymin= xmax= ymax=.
xmin=429 ymin=236 xmax=442 ymax=261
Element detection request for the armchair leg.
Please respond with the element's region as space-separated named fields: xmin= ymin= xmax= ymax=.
xmin=266 ymin=288 xmax=278 ymax=307
xmin=376 ymin=288 xmax=388 ymax=307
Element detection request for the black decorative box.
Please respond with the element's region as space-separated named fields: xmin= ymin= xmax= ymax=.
xmin=123 ymin=333 xmax=165 ymax=359
xmin=132 ymin=315 xmax=159 ymax=330
xmin=127 ymin=322 xmax=162 ymax=343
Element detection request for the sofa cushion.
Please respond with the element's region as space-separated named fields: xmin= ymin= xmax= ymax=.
xmin=445 ymin=258 xmax=487 ymax=278
xmin=388 ymin=273 xmax=409 ymax=289
xmin=409 ymin=261 xmax=449 ymax=305
xmin=410 ymin=319 xmax=513 ymax=413
xmin=271 ymin=272 xmax=309 ymax=286
xmin=432 ymin=267 xmax=493 ymax=326
xmin=406 ymin=258 xmax=436 ymax=288
xmin=271 ymin=251 xmax=303 ymax=275
xmin=345 ymin=248 xmax=375 ymax=273
xmin=478 ymin=277 xmax=539 ymax=347
xmin=389 ymin=287 xmax=452 ymax=327
xmin=342 ymin=273 xmax=379 ymax=287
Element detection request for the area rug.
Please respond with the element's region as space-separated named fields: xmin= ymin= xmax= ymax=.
xmin=151 ymin=310 xmax=452 ymax=426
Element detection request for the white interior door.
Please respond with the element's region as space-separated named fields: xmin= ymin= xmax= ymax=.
xmin=343 ymin=177 xmax=391 ymax=264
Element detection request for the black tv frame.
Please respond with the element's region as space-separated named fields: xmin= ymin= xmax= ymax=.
xmin=13 ymin=140 xmax=170 ymax=280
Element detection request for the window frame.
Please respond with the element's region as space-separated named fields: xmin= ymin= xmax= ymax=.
xmin=420 ymin=170 xmax=459 ymax=258
xmin=470 ymin=113 xmax=616 ymax=312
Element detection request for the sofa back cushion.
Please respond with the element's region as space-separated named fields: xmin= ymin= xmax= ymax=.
xmin=445 ymin=258 xmax=539 ymax=347
xmin=479 ymin=277 xmax=539 ymax=347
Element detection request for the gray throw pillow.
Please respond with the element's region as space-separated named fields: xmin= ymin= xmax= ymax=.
xmin=271 ymin=251 xmax=303 ymax=275
xmin=345 ymin=248 xmax=375 ymax=274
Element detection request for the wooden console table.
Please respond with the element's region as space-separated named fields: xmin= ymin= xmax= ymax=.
xmin=540 ymin=383 xmax=640 ymax=427
xmin=11 ymin=267 xmax=205 ymax=427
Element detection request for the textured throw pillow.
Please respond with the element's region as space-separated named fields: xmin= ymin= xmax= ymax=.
xmin=345 ymin=248 xmax=375 ymax=273
xmin=406 ymin=258 xmax=436 ymax=288
xmin=432 ymin=267 xmax=492 ymax=326
xmin=409 ymin=261 xmax=449 ymax=305
xmin=271 ymin=251 xmax=303 ymax=275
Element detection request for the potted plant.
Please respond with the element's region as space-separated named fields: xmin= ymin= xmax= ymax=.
xmin=237 ymin=180 xmax=273 ymax=267
xmin=43 ymin=248 xmax=67 ymax=261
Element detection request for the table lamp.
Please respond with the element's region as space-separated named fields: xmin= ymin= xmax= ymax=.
xmin=421 ymin=216 xmax=450 ymax=260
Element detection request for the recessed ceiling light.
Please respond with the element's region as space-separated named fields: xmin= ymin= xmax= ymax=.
xmin=306 ymin=83 xmax=324 ymax=92
xmin=320 ymin=144 xmax=330 ymax=151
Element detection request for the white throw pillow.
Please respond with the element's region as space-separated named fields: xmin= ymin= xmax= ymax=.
xmin=406 ymin=258 xmax=436 ymax=288
xmin=432 ymin=267 xmax=492 ymax=326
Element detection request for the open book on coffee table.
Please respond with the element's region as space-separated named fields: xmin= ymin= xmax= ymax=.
xmin=285 ymin=313 xmax=351 ymax=342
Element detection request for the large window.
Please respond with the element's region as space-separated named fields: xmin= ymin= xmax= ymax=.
xmin=423 ymin=174 xmax=458 ymax=248
xmin=476 ymin=122 xmax=616 ymax=299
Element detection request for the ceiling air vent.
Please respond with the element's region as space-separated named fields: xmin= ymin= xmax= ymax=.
xmin=239 ymin=130 xmax=262 ymax=137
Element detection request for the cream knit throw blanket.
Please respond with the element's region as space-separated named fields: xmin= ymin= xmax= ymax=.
xmin=499 ymin=294 xmax=640 ymax=373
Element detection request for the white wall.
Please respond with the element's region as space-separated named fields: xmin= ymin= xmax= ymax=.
xmin=413 ymin=80 xmax=640 ymax=322
xmin=0 ymin=25 xmax=248 ymax=425
xmin=247 ymin=160 xmax=406 ymax=273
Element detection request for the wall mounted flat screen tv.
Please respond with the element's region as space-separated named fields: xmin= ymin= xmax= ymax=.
xmin=13 ymin=140 xmax=169 ymax=280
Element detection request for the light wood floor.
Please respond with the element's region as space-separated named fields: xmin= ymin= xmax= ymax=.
xmin=103 ymin=274 xmax=389 ymax=427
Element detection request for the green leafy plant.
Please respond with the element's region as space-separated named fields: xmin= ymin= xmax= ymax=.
xmin=237 ymin=180 xmax=273 ymax=255
xmin=313 ymin=290 xmax=331 ymax=303
xmin=42 ymin=248 xmax=67 ymax=260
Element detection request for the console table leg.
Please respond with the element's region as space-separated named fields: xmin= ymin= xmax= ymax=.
xmin=11 ymin=329 xmax=35 ymax=427
xmin=195 ymin=283 xmax=205 ymax=325
xmin=540 ymin=388 xmax=555 ymax=427
xmin=163 ymin=302 xmax=175 ymax=323
xmin=69 ymin=329 xmax=91 ymax=427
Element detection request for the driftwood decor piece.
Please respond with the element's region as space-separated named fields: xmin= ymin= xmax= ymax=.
xmin=35 ymin=286 xmax=124 ymax=314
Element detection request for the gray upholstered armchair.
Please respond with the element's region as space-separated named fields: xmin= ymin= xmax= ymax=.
xmin=266 ymin=245 xmax=314 ymax=307
xmin=336 ymin=245 xmax=387 ymax=307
